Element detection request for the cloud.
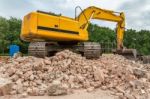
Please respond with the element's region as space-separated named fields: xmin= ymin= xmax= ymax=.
xmin=0 ymin=0 xmax=67 ymax=18
xmin=56 ymin=0 xmax=127 ymax=29
xmin=0 ymin=0 xmax=149 ymax=30
xmin=0 ymin=0 xmax=126 ymax=18
xmin=0 ymin=0 xmax=32 ymax=18
xmin=119 ymin=0 xmax=150 ymax=30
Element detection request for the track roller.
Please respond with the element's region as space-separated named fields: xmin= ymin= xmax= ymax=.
xmin=28 ymin=42 xmax=48 ymax=57
xmin=83 ymin=42 xmax=101 ymax=59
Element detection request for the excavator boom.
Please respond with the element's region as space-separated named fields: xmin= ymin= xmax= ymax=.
xmin=76 ymin=6 xmax=125 ymax=50
xmin=76 ymin=6 xmax=136 ymax=57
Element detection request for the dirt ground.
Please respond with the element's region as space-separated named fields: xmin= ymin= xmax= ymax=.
xmin=0 ymin=52 xmax=150 ymax=99
xmin=0 ymin=56 xmax=9 ymax=63
xmin=0 ymin=89 xmax=116 ymax=99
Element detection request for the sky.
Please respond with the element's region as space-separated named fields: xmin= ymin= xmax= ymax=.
xmin=0 ymin=0 xmax=149 ymax=30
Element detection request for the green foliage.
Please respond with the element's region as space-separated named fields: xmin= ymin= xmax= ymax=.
xmin=0 ymin=17 xmax=10 ymax=53
xmin=0 ymin=16 xmax=28 ymax=54
xmin=88 ymin=23 xmax=150 ymax=55
xmin=0 ymin=17 xmax=150 ymax=55
xmin=88 ymin=24 xmax=116 ymax=42
xmin=123 ymin=29 xmax=150 ymax=55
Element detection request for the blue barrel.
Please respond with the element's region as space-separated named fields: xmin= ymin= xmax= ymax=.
xmin=9 ymin=45 xmax=20 ymax=57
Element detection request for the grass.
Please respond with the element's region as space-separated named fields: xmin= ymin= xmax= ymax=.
xmin=0 ymin=53 xmax=9 ymax=56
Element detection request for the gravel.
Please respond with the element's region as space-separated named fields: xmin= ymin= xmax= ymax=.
xmin=0 ymin=50 xmax=150 ymax=99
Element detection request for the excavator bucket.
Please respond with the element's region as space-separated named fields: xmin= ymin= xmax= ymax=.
xmin=113 ymin=49 xmax=137 ymax=59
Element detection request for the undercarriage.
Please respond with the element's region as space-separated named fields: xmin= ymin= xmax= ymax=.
xmin=28 ymin=42 xmax=102 ymax=59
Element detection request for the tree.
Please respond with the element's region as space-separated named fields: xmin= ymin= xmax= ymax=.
xmin=7 ymin=17 xmax=29 ymax=53
xmin=88 ymin=23 xmax=150 ymax=55
xmin=0 ymin=16 xmax=9 ymax=53
xmin=88 ymin=23 xmax=115 ymax=42
xmin=0 ymin=16 xmax=150 ymax=55
xmin=6 ymin=17 xmax=22 ymax=44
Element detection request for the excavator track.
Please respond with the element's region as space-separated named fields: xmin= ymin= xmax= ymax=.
xmin=28 ymin=42 xmax=101 ymax=59
xmin=83 ymin=42 xmax=101 ymax=59
xmin=28 ymin=42 xmax=48 ymax=57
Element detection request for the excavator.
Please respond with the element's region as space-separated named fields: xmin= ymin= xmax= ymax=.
xmin=21 ymin=6 xmax=137 ymax=58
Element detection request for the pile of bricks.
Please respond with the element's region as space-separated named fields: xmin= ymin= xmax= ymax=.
xmin=0 ymin=50 xmax=150 ymax=98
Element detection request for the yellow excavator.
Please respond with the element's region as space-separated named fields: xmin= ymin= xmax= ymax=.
xmin=21 ymin=6 xmax=136 ymax=58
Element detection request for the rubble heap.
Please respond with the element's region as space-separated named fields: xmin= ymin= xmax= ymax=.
xmin=0 ymin=50 xmax=150 ymax=99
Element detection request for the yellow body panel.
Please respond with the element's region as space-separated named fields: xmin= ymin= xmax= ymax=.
xmin=21 ymin=6 xmax=125 ymax=50
xmin=21 ymin=12 xmax=88 ymax=42
xmin=21 ymin=12 xmax=37 ymax=41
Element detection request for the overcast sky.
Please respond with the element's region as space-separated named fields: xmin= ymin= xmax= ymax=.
xmin=0 ymin=0 xmax=149 ymax=30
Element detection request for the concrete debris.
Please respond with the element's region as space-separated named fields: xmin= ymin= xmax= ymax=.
xmin=0 ymin=50 xmax=150 ymax=99
xmin=20 ymin=92 xmax=28 ymax=98
xmin=133 ymin=68 xmax=146 ymax=78
xmin=142 ymin=55 xmax=150 ymax=64
xmin=0 ymin=78 xmax=12 ymax=96
xmin=13 ymin=52 xmax=23 ymax=59
xmin=47 ymin=80 xmax=68 ymax=96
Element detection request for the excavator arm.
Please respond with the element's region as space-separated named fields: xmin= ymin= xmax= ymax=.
xmin=76 ymin=6 xmax=125 ymax=50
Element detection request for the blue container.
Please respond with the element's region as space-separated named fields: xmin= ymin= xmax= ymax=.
xmin=9 ymin=45 xmax=20 ymax=57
